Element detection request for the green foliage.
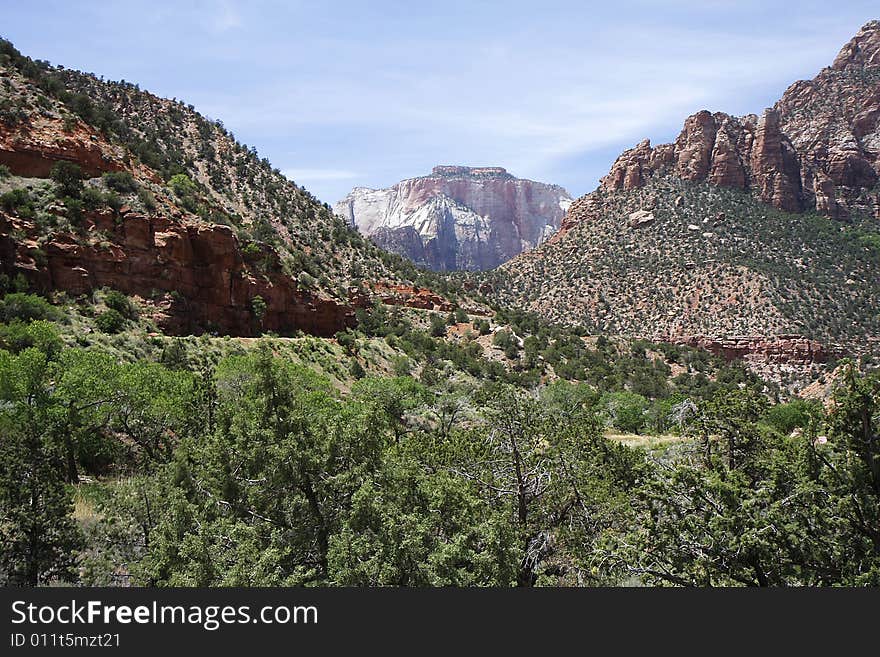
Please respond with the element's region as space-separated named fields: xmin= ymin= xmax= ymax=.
xmin=0 ymin=319 xmax=63 ymax=356
xmin=429 ymin=313 xmax=447 ymax=337
xmin=102 ymin=171 xmax=138 ymax=194
xmin=0 ymin=188 xmax=35 ymax=217
xmin=600 ymin=368 xmax=880 ymax=585
xmin=81 ymin=186 xmax=106 ymax=211
xmin=598 ymin=391 xmax=649 ymax=434
xmin=103 ymin=289 xmax=138 ymax=320
xmin=0 ymin=293 xmax=59 ymax=323
xmin=50 ymin=160 xmax=83 ymax=198
xmin=95 ymin=308 xmax=126 ymax=333
xmin=250 ymin=295 xmax=267 ymax=330
xmin=137 ymin=187 xmax=157 ymax=212
xmin=0 ymin=349 xmax=83 ymax=585
xmin=762 ymin=399 xmax=818 ymax=435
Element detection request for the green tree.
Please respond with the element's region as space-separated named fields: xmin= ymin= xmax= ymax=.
xmin=0 ymin=349 xmax=82 ymax=585
xmin=50 ymin=160 xmax=83 ymax=198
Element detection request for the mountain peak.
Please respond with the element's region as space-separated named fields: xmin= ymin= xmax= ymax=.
xmin=832 ymin=20 xmax=880 ymax=70
xmin=336 ymin=168 xmax=570 ymax=271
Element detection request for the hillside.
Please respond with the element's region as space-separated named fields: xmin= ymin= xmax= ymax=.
xmin=335 ymin=166 xmax=571 ymax=271
xmin=1 ymin=26 xmax=879 ymax=590
xmin=487 ymin=21 xmax=880 ymax=350
xmin=0 ymin=38 xmax=465 ymax=336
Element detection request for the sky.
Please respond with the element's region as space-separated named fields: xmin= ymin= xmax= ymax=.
xmin=2 ymin=1 xmax=878 ymax=203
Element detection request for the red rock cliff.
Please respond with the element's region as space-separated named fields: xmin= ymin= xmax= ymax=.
xmin=1 ymin=210 xmax=355 ymax=337
xmin=600 ymin=21 xmax=880 ymax=220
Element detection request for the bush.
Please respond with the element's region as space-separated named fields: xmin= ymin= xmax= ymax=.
xmin=103 ymin=289 xmax=138 ymax=320
xmin=250 ymin=295 xmax=267 ymax=324
xmin=168 ymin=173 xmax=196 ymax=198
xmin=599 ymin=391 xmax=649 ymax=434
xmin=0 ymin=188 xmax=34 ymax=217
xmin=429 ymin=314 xmax=447 ymax=337
xmin=64 ymin=196 xmax=84 ymax=223
xmin=763 ymin=400 xmax=817 ymax=435
xmin=102 ymin=171 xmax=137 ymax=194
xmin=50 ymin=161 xmax=83 ymax=198
xmin=0 ymin=292 xmax=59 ymax=322
xmin=95 ymin=308 xmax=126 ymax=333
xmin=0 ymin=164 xmax=11 ymax=178
xmin=81 ymin=186 xmax=106 ymax=211
xmin=349 ymin=358 xmax=366 ymax=379
xmin=104 ymin=191 xmax=123 ymax=213
xmin=137 ymin=188 xmax=157 ymax=212
xmin=391 ymin=355 xmax=411 ymax=377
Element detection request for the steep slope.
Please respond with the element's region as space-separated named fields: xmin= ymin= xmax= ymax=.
xmin=335 ymin=166 xmax=571 ymax=271
xmin=488 ymin=22 xmax=880 ymax=349
xmin=0 ymin=39 xmax=459 ymax=336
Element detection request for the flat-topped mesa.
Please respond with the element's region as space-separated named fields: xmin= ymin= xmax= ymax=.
xmin=432 ymin=165 xmax=511 ymax=178
xmin=336 ymin=167 xmax=571 ymax=271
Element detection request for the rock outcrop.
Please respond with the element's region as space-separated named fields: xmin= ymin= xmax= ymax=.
xmin=0 ymin=210 xmax=355 ymax=337
xmin=653 ymin=334 xmax=833 ymax=365
xmin=600 ymin=20 xmax=880 ymax=219
xmin=0 ymin=112 xmax=125 ymax=178
xmin=335 ymin=166 xmax=571 ymax=271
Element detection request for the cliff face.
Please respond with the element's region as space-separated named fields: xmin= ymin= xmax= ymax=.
xmin=600 ymin=20 xmax=880 ymax=220
xmin=1 ymin=209 xmax=355 ymax=337
xmin=335 ymin=166 xmax=571 ymax=271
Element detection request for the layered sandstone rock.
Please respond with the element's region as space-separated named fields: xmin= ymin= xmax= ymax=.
xmin=600 ymin=21 xmax=880 ymax=219
xmin=335 ymin=166 xmax=571 ymax=271
xmin=0 ymin=112 xmax=125 ymax=178
xmin=654 ymin=334 xmax=833 ymax=366
xmin=0 ymin=210 xmax=355 ymax=337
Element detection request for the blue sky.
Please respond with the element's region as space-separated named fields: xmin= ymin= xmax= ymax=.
xmin=2 ymin=1 xmax=878 ymax=202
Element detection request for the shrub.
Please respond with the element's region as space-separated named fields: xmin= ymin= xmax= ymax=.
xmin=64 ymin=196 xmax=84 ymax=223
xmin=0 ymin=319 xmax=62 ymax=356
xmin=103 ymin=289 xmax=138 ymax=320
xmin=0 ymin=164 xmax=10 ymax=178
xmin=102 ymin=171 xmax=137 ymax=194
xmin=349 ymin=358 xmax=366 ymax=379
xmin=0 ymin=188 xmax=34 ymax=216
xmin=0 ymin=292 xmax=59 ymax=322
xmin=104 ymin=191 xmax=123 ymax=213
xmin=95 ymin=308 xmax=126 ymax=333
xmin=391 ymin=355 xmax=411 ymax=377
xmin=137 ymin=188 xmax=156 ymax=212
xmin=599 ymin=391 xmax=650 ymax=434
xmin=250 ymin=295 xmax=267 ymax=324
xmin=429 ymin=314 xmax=447 ymax=337
xmin=81 ymin=186 xmax=106 ymax=211
xmin=763 ymin=399 xmax=818 ymax=435
xmin=168 ymin=173 xmax=196 ymax=198
xmin=50 ymin=161 xmax=83 ymax=198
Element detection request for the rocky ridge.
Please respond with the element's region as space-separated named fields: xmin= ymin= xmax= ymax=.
xmin=599 ymin=20 xmax=880 ymax=221
xmin=490 ymin=22 xmax=880 ymax=364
